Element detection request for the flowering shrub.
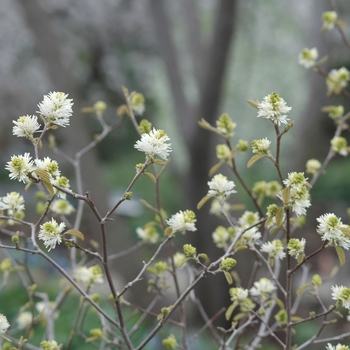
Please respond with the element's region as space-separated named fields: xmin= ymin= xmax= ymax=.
xmin=1 ymin=10 xmax=350 ymax=350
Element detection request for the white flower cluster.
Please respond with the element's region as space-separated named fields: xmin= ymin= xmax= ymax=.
xmin=326 ymin=67 xmax=350 ymax=95
xmin=331 ymin=285 xmax=350 ymax=309
xmin=134 ymin=128 xmax=172 ymax=161
xmin=75 ymin=265 xmax=104 ymax=286
xmin=0 ymin=192 xmax=25 ymax=217
xmin=166 ymin=210 xmax=197 ymax=234
xmin=278 ymin=172 xmax=311 ymax=216
xmin=207 ymin=174 xmax=236 ymax=202
xmin=5 ymin=154 xmax=70 ymax=198
xmin=261 ymin=239 xmax=286 ymax=260
xmin=317 ymin=213 xmax=350 ymax=249
xmin=38 ymin=218 xmax=66 ymax=251
xmin=136 ymin=225 xmax=159 ymax=243
xmin=0 ymin=313 xmax=10 ymax=334
xmin=37 ymin=91 xmax=73 ymax=127
xmin=331 ymin=136 xmax=348 ymax=157
xmin=250 ymin=277 xmax=276 ymax=300
xmin=326 ymin=343 xmax=350 ymax=350
xmin=257 ymin=93 xmax=292 ymax=126
xmin=298 ymin=47 xmax=318 ymax=69
xmin=236 ymin=211 xmax=261 ymax=247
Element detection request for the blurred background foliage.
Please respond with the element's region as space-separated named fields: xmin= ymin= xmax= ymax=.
xmin=1 ymin=0 xmax=350 ymax=348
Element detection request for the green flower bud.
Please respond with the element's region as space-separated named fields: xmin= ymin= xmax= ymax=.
xmin=183 ymin=244 xmax=197 ymax=258
xmin=312 ymin=274 xmax=322 ymax=287
xmin=236 ymin=139 xmax=249 ymax=152
xmin=216 ymin=144 xmax=231 ymax=162
xmin=139 ymin=119 xmax=152 ymax=134
xmin=220 ymin=258 xmax=237 ymax=271
xmin=216 ymin=113 xmax=236 ymax=138
xmin=162 ymin=334 xmax=178 ymax=349
xmin=154 ymin=261 xmax=168 ymax=274
xmin=274 ymin=309 xmax=287 ymax=325
xmin=93 ymin=101 xmax=107 ymax=113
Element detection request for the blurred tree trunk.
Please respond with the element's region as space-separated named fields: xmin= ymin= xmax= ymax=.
xmin=149 ymin=0 xmax=237 ymax=322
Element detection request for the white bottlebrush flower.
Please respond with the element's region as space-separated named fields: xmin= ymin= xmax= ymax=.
xmin=52 ymin=176 xmax=70 ymax=199
xmin=50 ymin=199 xmax=75 ymax=215
xmin=35 ymin=157 xmax=60 ymax=177
xmin=257 ymin=92 xmax=292 ymax=126
xmin=298 ymin=48 xmax=318 ymax=68
xmin=331 ymin=136 xmax=348 ymax=156
xmin=250 ymin=277 xmax=276 ymax=300
xmin=75 ymin=265 xmax=104 ymax=286
xmin=317 ymin=213 xmax=350 ymax=249
xmin=0 ymin=313 xmax=10 ymax=334
xmin=173 ymin=252 xmax=187 ymax=268
xmin=12 ymin=115 xmax=40 ymax=139
xmin=283 ymin=172 xmax=308 ymax=191
xmin=331 ymin=285 xmax=350 ymax=310
xmin=238 ymin=211 xmax=260 ymax=228
xmin=326 ymin=343 xmax=350 ymax=350
xmin=37 ymin=91 xmax=73 ymax=127
xmin=322 ymin=11 xmax=338 ymax=31
xmin=212 ymin=226 xmax=231 ymax=248
xmin=134 ymin=128 xmax=172 ymax=161
xmin=240 ymin=227 xmax=261 ymax=247
xmin=5 ymin=153 xmax=35 ymax=183
xmin=327 ymin=67 xmax=350 ymax=95
xmin=136 ymin=225 xmax=159 ymax=244
xmin=209 ymin=199 xmax=230 ymax=216
xmin=166 ymin=210 xmax=197 ymax=234
xmin=207 ymin=174 xmax=236 ymax=201
xmin=16 ymin=311 xmax=33 ymax=329
xmin=261 ymin=239 xmax=286 ymax=260
xmin=278 ymin=186 xmax=311 ymax=217
xmin=288 ymin=238 xmax=306 ymax=259
xmin=229 ymin=287 xmax=249 ymax=303
xmin=0 ymin=192 xmax=25 ymax=213
xmin=306 ymin=159 xmax=321 ymax=175
xmin=251 ymin=138 xmax=271 ymax=154
xmin=38 ymin=219 xmax=66 ymax=251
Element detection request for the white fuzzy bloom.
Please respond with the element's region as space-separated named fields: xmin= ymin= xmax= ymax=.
xmin=16 ymin=311 xmax=33 ymax=329
xmin=0 ymin=192 xmax=25 ymax=213
xmin=257 ymin=93 xmax=292 ymax=126
xmin=326 ymin=343 xmax=350 ymax=350
xmin=134 ymin=128 xmax=172 ymax=161
xmin=288 ymin=238 xmax=306 ymax=259
xmin=166 ymin=210 xmax=197 ymax=234
xmin=37 ymin=91 xmax=73 ymax=127
xmin=306 ymin=159 xmax=321 ymax=175
xmin=6 ymin=153 xmax=35 ymax=183
xmin=331 ymin=136 xmax=348 ymax=157
xmin=327 ymin=67 xmax=350 ymax=95
xmin=298 ymin=48 xmax=318 ymax=68
xmin=50 ymin=199 xmax=75 ymax=215
xmin=230 ymin=287 xmax=249 ymax=303
xmin=52 ymin=176 xmax=70 ymax=199
xmin=173 ymin=252 xmax=187 ymax=268
xmin=317 ymin=213 xmax=350 ymax=250
xmin=75 ymin=265 xmax=104 ymax=286
xmin=207 ymin=174 xmax=236 ymax=201
xmin=331 ymin=285 xmax=350 ymax=309
xmin=238 ymin=211 xmax=260 ymax=228
xmin=38 ymin=219 xmax=65 ymax=251
xmin=209 ymin=199 xmax=230 ymax=216
xmin=212 ymin=226 xmax=231 ymax=248
xmin=250 ymin=278 xmax=276 ymax=300
xmin=0 ymin=313 xmax=10 ymax=334
xmin=240 ymin=227 xmax=261 ymax=247
xmin=283 ymin=172 xmax=308 ymax=191
xmin=35 ymin=157 xmax=60 ymax=177
xmin=251 ymin=138 xmax=271 ymax=154
xmin=322 ymin=11 xmax=338 ymax=31
xmin=136 ymin=226 xmax=159 ymax=243
xmin=12 ymin=115 xmax=40 ymax=138
xmin=261 ymin=239 xmax=286 ymax=260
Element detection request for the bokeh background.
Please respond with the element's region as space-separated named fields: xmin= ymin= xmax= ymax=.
xmin=1 ymin=0 xmax=350 ymax=348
